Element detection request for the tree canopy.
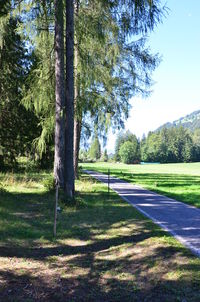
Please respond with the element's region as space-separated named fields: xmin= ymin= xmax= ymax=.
xmin=141 ymin=127 xmax=199 ymax=163
xmin=0 ymin=0 xmax=166 ymax=195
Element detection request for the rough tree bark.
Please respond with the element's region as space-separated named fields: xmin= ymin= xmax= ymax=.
xmin=65 ymin=0 xmax=75 ymax=197
xmin=54 ymin=0 xmax=65 ymax=188
xmin=74 ymin=0 xmax=81 ymax=179
xmin=74 ymin=115 xmax=82 ymax=178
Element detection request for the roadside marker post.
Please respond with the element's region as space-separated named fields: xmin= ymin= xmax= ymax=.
xmin=108 ymin=169 xmax=110 ymax=196
xmin=54 ymin=182 xmax=58 ymax=237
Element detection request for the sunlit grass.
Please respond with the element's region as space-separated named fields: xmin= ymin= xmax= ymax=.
xmin=81 ymin=161 xmax=200 ymax=176
xmin=82 ymin=162 xmax=200 ymax=208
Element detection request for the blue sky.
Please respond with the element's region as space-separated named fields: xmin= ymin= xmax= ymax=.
xmin=106 ymin=0 xmax=200 ymax=152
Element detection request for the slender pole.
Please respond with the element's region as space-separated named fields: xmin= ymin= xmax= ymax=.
xmin=54 ymin=184 xmax=58 ymax=236
xmin=108 ymin=169 xmax=110 ymax=196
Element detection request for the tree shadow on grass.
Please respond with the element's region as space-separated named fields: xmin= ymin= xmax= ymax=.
xmin=0 ymin=236 xmax=199 ymax=301
xmin=0 ymin=183 xmax=200 ymax=301
xmin=107 ymin=171 xmax=200 ymax=208
xmin=0 ymin=190 xmax=55 ymax=244
xmin=0 ymin=187 xmax=153 ymax=245
xmin=116 ymin=172 xmax=200 ymax=185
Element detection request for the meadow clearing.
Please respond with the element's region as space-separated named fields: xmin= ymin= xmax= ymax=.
xmin=82 ymin=162 xmax=200 ymax=208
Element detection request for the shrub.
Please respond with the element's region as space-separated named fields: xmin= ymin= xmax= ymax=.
xmin=42 ymin=176 xmax=55 ymax=191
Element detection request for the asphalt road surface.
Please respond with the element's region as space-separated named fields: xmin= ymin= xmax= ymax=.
xmin=85 ymin=170 xmax=200 ymax=257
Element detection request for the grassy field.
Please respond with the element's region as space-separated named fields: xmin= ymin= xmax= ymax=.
xmin=0 ymin=170 xmax=200 ymax=301
xmin=82 ymin=162 xmax=200 ymax=208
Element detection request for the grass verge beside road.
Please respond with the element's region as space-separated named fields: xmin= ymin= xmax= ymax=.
xmin=0 ymin=170 xmax=200 ymax=301
xmin=82 ymin=162 xmax=200 ymax=208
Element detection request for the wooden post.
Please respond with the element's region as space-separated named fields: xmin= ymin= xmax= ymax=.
xmin=108 ymin=169 xmax=110 ymax=196
xmin=54 ymin=183 xmax=58 ymax=237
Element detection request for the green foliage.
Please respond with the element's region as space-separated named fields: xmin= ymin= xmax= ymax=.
xmin=79 ymin=149 xmax=89 ymax=162
xmin=141 ymin=126 xmax=198 ymax=163
xmin=77 ymin=0 xmax=163 ymax=143
xmin=25 ymin=160 xmax=39 ymax=173
xmin=0 ymin=16 xmax=40 ymax=167
xmin=192 ymin=128 xmax=200 ymax=161
xmin=115 ymin=131 xmax=140 ymax=161
xmin=0 ymin=182 xmax=6 ymax=194
xmin=102 ymin=149 xmax=108 ymax=162
xmin=0 ymin=0 xmax=165 ymax=172
xmin=89 ymin=135 xmax=101 ymax=160
xmin=42 ymin=175 xmax=55 ymax=191
xmin=22 ymin=2 xmax=55 ymax=160
xmin=0 ymin=1 xmax=10 ymax=16
xmin=119 ymin=141 xmax=140 ymax=164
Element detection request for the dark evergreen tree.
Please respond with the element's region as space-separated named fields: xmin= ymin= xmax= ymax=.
xmin=0 ymin=16 xmax=39 ymax=167
xmin=22 ymin=0 xmax=55 ymax=165
xmin=192 ymin=129 xmax=200 ymax=161
xmin=141 ymin=127 xmax=195 ymax=163
xmin=0 ymin=1 xmax=10 ymax=16
xmin=102 ymin=149 xmax=108 ymax=162
xmin=89 ymin=135 xmax=101 ymax=160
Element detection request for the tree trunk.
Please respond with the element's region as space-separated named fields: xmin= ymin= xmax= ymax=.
xmin=73 ymin=0 xmax=81 ymax=179
xmin=74 ymin=116 xmax=82 ymax=178
xmin=54 ymin=0 xmax=65 ymax=188
xmin=65 ymin=0 xmax=75 ymax=198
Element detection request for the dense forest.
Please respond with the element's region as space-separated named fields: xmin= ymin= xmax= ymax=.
xmin=83 ymin=124 xmax=200 ymax=164
xmin=141 ymin=127 xmax=200 ymax=163
xmin=110 ymin=126 xmax=200 ymax=164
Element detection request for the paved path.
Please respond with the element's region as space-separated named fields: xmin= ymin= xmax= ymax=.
xmin=85 ymin=170 xmax=200 ymax=257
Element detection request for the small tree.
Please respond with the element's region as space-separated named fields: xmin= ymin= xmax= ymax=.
xmin=115 ymin=131 xmax=139 ymax=161
xmin=102 ymin=149 xmax=108 ymax=162
xmin=119 ymin=141 xmax=139 ymax=164
xmin=89 ymin=136 xmax=101 ymax=160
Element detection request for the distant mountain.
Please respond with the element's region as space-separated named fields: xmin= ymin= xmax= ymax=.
xmin=157 ymin=110 xmax=200 ymax=132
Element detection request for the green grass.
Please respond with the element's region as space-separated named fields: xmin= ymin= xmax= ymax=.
xmin=0 ymin=170 xmax=200 ymax=301
xmin=81 ymin=162 xmax=200 ymax=208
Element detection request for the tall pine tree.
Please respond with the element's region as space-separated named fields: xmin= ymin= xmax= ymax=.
xmin=54 ymin=0 xmax=65 ymax=188
xmin=65 ymin=0 xmax=75 ymax=197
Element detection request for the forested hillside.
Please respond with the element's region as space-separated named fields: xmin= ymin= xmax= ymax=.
xmin=157 ymin=110 xmax=200 ymax=132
